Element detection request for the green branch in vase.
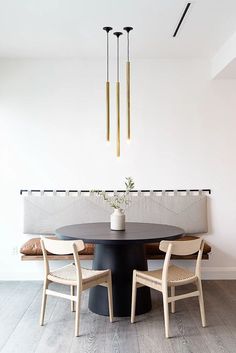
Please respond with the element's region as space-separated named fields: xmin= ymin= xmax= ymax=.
xmin=91 ymin=177 xmax=135 ymax=211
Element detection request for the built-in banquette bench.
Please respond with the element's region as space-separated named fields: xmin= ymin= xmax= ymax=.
xmin=20 ymin=189 xmax=211 ymax=261
xmin=20 ymin=235 xmax=211 ymax=260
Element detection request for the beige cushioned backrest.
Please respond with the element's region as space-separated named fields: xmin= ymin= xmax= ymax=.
xmin=23 ymin=193 xmax=208 ymax=235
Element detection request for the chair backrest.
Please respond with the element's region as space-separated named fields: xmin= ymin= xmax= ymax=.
xmin=40 ymin=237 xmax=85 ymax=282
xmin=160 ymin=238 xmax=202 ymax=256
xmin=159 ymin=238 xmax=204 ymax=283
xmin=41 ymin=237 xmax=84 ymax=255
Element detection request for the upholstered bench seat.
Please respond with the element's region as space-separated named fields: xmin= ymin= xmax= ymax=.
xmin=20 ymin=237 xmax=94 ymax=256
xmin=20 ymin=235 xmax=211 ymax=261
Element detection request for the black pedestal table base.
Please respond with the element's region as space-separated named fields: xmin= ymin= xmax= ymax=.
xmin=88 ymin=243 xmax=151 ymax=317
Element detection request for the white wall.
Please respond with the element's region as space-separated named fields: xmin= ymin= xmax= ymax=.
xmin=0 ymin=58 xmax=236 ymax=280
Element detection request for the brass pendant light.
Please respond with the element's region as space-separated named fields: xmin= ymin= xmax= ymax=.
xmin=113 ymin=31 xmax=123 ymax=157
xmin=102 ymin=26 xmax=133 ymax=157
xmin=123 ymin=27 xmax=133 ymax=141
xmin=103 ymin=27 xmax=113 ymax=142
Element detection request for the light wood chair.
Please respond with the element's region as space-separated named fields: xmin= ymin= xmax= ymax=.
xmin=131 ymin=238 xmax=206 ymax=338
xmin=40 ymin=237 xmax=113 ymax=336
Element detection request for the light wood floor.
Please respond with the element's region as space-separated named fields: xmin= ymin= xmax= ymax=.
xmin=0 ymin=280 xmax=235 ymax=353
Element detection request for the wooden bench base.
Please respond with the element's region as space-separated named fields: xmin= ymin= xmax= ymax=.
xmin=21 ymin=253 xmax=209 ymax=261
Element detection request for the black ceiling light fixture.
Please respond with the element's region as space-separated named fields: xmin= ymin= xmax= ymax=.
xmin=173 ymin=2 xmax=191 ymax=37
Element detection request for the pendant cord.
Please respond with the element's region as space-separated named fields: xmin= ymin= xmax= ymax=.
xmin=123 ymin=27 xmax=133 ymax=62
xmin=117 ymin=36 xmax=119 ymax=81
xmin=114 ymin=32 xmax=123 ymax=81
xmin=103 ymin=27 xmax=112 ymax=81
xmin=107 ymin=32 xmax=109 ymax=81
xmin=127 ymin=32 xmax=129 ymax=62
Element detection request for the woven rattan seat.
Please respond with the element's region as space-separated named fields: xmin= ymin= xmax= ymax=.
xmin=136 ymin=265 xmax=196 ymax=285
xmin=48 ymin=263 xmax=110 ymax=285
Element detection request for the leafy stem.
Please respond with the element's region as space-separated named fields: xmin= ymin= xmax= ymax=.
xmin=91 ymin=177 xmax=135 ymax=211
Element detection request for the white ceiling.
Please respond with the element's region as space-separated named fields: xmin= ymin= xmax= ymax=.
xmin=0 ymin=0 xmax=236 ymax=59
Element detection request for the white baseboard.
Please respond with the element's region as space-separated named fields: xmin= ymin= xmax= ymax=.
xmin=147 ymin=261 xmax=236 ymax=280
xmin=0 ymin=260 xmax=93 ymax=281
xmin=201 ymin=267 xmax=236 ymax=280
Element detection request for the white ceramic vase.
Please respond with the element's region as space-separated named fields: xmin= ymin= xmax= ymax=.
xmin=110 ymin=209 xmax=125 ymax=231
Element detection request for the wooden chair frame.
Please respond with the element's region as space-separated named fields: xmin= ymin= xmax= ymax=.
xmin=131 ymin=238 xmax=206 ymax=338
xmin=40 ymin=237 xmax=113 ymax=336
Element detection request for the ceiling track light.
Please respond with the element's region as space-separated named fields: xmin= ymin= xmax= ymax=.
xmin=173 ymin=2 xmax=191 ymax=37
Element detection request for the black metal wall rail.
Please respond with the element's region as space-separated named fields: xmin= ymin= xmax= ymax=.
xmin=20 ymin=188 xmax=211 ymax=195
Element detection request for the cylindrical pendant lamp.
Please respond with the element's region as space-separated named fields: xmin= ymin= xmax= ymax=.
xmin=113 ymin=31 xmax=123 ymax=157
xmin=103 ymin=27 xmax=113 ymax=142
xmin=123 ymin=27 xmax=133 ymax=141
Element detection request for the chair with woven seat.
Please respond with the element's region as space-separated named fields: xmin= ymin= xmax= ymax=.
xmin=131 ymin=237 xmax=206 ymax=338
xmin=40 ymin=237 xmax=113 ymax=336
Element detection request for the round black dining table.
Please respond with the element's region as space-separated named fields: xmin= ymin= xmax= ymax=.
xmin=55 ymin=222 xmax=184 ymax=317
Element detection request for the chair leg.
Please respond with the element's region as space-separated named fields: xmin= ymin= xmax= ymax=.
xmin=196 ymin=278 xmax=206 ymax=327
xmin=75 ymin=288 xmax=81 ymax=337
xmin=162 ymin=289 xmax=170 ymax=338
xmin=131 ymin=271 xmax=137 ymax=324
xmin=107 ymin=273 xmax=113 ymax=323
xmin=71 ymin=286 xmax=75 ymax=312
xmin=40 ymin=279 xmax=48 ymax=326
xmin=171 ymin=286 xmax=175 ymax=314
